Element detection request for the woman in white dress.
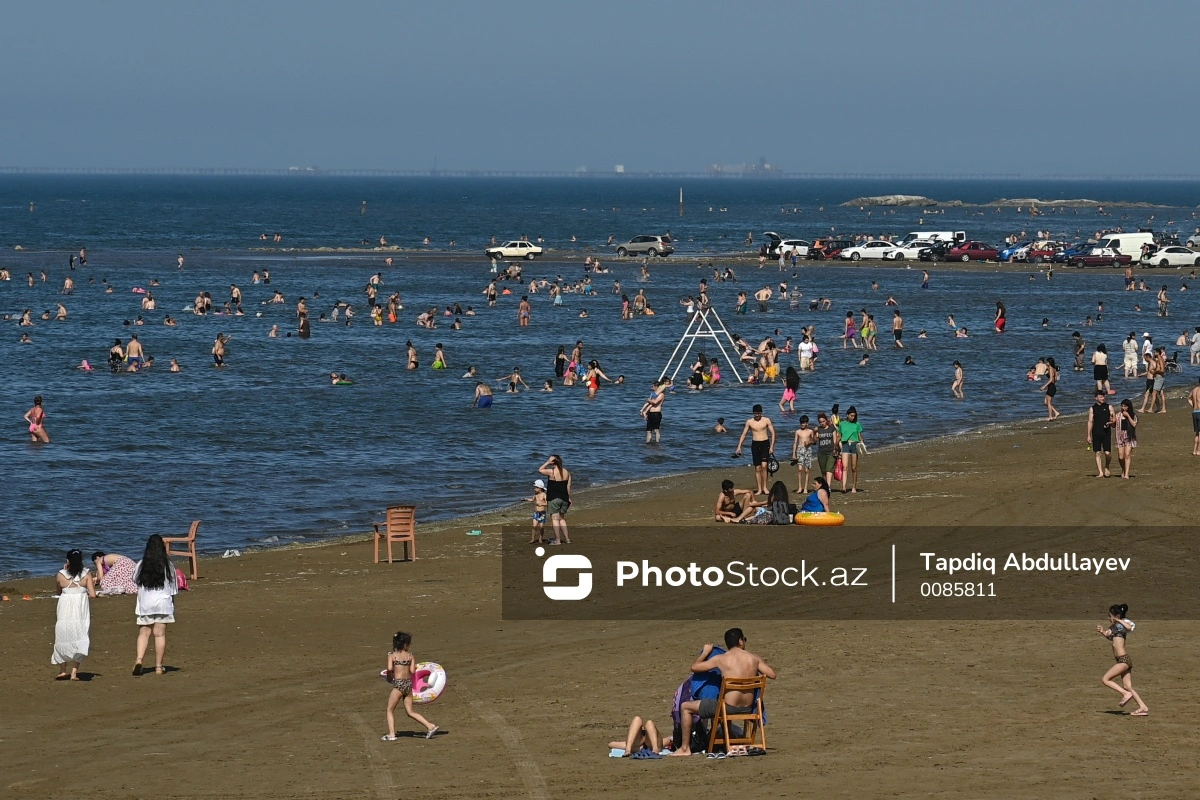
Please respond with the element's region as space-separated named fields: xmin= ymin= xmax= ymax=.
xmin=133 ymin=534 xmax=179 ymax=676
xmin=52 ymin=549 xmax=97 ymax=681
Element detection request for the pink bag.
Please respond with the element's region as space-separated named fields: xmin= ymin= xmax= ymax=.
xmin=833 ymin=458 xmax=844 ymax=481
xmin=176 ymin=568 xmax=189 ymax=591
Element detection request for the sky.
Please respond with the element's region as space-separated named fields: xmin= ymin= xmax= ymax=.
xmin=2 ymin=0 xmax=1198 ymax=175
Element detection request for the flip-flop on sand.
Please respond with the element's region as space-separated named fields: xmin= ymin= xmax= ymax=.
xmin=1130 ymin=709 xmax=1149 ymax=716
xmin=381 ymin=734 xmax=399 ymax=742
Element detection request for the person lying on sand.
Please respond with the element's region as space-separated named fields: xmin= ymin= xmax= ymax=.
xmin=608 ymin=716 xmax=668 ymax=757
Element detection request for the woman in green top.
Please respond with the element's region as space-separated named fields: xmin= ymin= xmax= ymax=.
xmin=836 ymin=406 xmax=866 ymax=493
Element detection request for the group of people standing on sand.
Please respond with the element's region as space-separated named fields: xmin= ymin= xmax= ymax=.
xmin=49 ymin=535 xmax=181 ymax=681
xmin=711 ymin=403 xmax=865 ymax=523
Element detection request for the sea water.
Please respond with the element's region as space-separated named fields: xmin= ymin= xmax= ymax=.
xmin=1 ymin=176 xmax=1196 ymax=575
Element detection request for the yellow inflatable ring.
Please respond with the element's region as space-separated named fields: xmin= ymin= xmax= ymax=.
xmin=794 ymin=512 xmax=845 ymax=526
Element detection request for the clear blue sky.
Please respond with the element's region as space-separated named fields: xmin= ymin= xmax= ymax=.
xmin=2 ymin=0 xmax=1196 ymax=174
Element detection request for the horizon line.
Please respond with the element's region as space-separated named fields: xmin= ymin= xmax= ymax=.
xmin=3 ymin=166 xmax=1200 ymax=181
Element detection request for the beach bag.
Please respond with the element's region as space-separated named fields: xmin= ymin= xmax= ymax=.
xmin=833 ymin=458 xmax=844 ymax=481
xmin=176 ymin=568 xmax=189 ymax=591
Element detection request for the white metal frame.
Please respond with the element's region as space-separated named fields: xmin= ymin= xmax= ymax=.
xmin=660 ymin=307 xmax=745 ymax=384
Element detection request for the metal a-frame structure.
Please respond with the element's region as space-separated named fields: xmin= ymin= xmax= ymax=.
xmin=659 ymin=306 xmax=745 ymax=384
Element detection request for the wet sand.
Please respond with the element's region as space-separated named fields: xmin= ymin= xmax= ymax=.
xmin=2 ymin=399 xmax=1198 ymax=799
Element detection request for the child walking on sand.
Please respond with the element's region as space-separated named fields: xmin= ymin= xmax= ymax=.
xmin=382 ymin=631 xmax=438 ymax=741
xmin=526 ymin=480 xmax=549 ymax=543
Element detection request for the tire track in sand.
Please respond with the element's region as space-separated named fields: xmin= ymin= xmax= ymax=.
xmin=470 ymin=699 xmax=548 ymax=800
xmin=350 ymin=711 xmax=398 ymax=800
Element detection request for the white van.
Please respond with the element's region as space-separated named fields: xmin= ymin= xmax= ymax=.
xmin=1098 ymin=232 xmax=1155 ymax=259
xmin=900 ymin=230 xmax=965 ymax=244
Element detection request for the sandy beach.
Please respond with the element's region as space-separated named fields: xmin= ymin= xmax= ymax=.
xmin=3 ymin=394 xmax=1198 ymax=800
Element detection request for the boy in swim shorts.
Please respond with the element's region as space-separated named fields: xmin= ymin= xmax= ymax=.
xmin=526 ymin=480 xmax=549 ymax=543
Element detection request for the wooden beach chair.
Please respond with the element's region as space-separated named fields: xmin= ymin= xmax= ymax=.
xmin=374 ymin=505 xmax=417 ymax=563
xmin=163 ymin=520 xmax=201 ymax=580
xmin=706 ymin=675 xmax=767 ymax=753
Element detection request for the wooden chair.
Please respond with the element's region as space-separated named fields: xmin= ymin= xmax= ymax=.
xmin=706 ymin=675 xmax=767 ymax=753
xmin=374 ymin=506 xmax=417 ymax=563
xmin=163 ymin=520 xmax=201 ymax=580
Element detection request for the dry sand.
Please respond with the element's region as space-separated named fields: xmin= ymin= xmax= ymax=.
xmin=2 ymin=399 xmax=1198 ymax=800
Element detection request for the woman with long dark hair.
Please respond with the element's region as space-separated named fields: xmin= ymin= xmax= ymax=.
xmin=554 ymin=345 xmax=567 ymax=378
xmin=52 ymin=549 xmax=96 ymax=680
xmin=133 ymin=534 xmax=179 ymax=676
xmin=1097 ymin=603 xmax=1148 ymax=715
xmin=1114 ymin=399 xmax=1138 ymax=479
xmin=1042 ymin=357 xmax=1061 ymax=420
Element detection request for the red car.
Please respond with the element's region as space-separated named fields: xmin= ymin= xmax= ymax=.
xmin=1068 ymin=247 xmax=1133 ymax=268
xmin=947 ymin=241 xmax=999 ymax=262
xmin=1023 ymin=242 xmax=1062 ymax=263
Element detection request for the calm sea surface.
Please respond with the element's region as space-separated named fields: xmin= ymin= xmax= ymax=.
xmin=1 ymin=177 xmax=1197 ymax=575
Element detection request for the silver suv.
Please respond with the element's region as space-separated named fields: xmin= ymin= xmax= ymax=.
xmin=617 ymin=235 xmax=674 ymax=257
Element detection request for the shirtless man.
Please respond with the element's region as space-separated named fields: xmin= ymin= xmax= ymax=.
xmin=791 ymin=416 xmax=817 ymax=493
xmin=125 ymin=334 xmax=146 ymax=369
xmin=672 ymin=629 xmax=776 ymax=756
xmin=754 ymin=285 xmax=772 ymax=312
xmin=212 ymin=333 xmax=229 ymax=367
xmin=714 ymin=480 xmax=759 ymax=523
xmin=892 ymin=309 xmax=904 ymax=349
xmin=734 ymin=404 xmax=776 ymax=495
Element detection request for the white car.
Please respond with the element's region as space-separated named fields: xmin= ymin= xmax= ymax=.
xmin=838 ymin=240 xmax=895 ymax=261
xmin=778 ymin=239 xmax=810 ymax=258
xmin=1140 ymin=245 xmax=1200 ymax=268
xmin=881 ymin=241 xmax=932 ymax=261
xmin=485 ymin=241 xmax=543 ymax=260
xmin=1188 ymin=234 xmax=1200 ymax=248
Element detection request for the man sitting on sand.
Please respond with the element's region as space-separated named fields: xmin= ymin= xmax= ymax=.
xmin=715 ymin=480 xmax=760 ymax=523
xmin=672 ymin=628 xmax=776 ymax=756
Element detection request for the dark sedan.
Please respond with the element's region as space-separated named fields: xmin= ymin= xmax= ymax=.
xmin=1068 ymin=248 xmax=1132 ymax=268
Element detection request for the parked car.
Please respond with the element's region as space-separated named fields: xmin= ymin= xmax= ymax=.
xmin=1140 ymin=245 xmax=1200 ymax=268
xmin=1069 ymin=247 xmax=1132 ymax=268
xmin=1022 ymin=241 xmax=1062 ymax=263
xmin=947 ymin=241 xmax=999 ymax=262
xmin=1187 ymin=232 xmax=1200 ymax=248
xmin=616 ymin=235 xmax=674 ymax=257
xmin=485 ymin=240 xmax=543 ymax=260
xmin=838 ymin=240 xmax=895 ymax=261
xmin=762 ymin=232 xmax=811 ymax=259
xmin=881 ymin=241 xmax=933 ymax=261
xmin=918 ymin=241 xmax=955 ymax=262
xmin=998 ymin=241 xmax=1032 ymax=263
xmin=808 ymin=238 xmax=855 ymax=260
xmin=1053 ymin=241 xmax=1092 ymax=264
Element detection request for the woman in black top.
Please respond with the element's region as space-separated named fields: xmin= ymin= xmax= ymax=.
xmin=538 ymin=455 xmax=572 ymax=545
xmin=554 ymin=346 xmax=567 ymax=378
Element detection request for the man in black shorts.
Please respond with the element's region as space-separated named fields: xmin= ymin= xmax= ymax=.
xmin=643 ymin=379 xmax=667 ymax=444
xmin=892 ymin=309 xmax=904 ymax=348
xmin=1087 ymin=390 xmax=1113 ymax=478
xmin=734 ymin=404 xmax=776 ymax=495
